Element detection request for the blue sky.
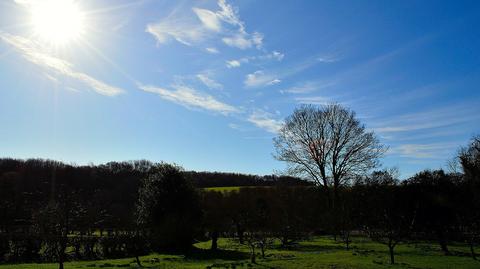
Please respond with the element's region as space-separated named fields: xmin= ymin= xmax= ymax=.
xmin=0 ymin=0 xmax=479 ymax=178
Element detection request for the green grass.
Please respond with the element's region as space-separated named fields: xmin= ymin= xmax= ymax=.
xmin=202 ymin=186 xmax=242 ymax=192
xmin=2 ymin=236 xmax=479 ymax=269
xmin=202 ymin=186 xmax=251 ymax=192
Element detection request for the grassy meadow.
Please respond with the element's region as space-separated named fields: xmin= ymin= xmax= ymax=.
xmin=3 ymin=237 xmax=479 ymax=269
xmin=202 ymin=186 xmax=243 ymax=192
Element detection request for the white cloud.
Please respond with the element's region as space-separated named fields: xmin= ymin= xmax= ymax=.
xmin=193 ymin=7 xmax=222 ymax=32
xmin=222 ymin=31 xmax=263 ymax=50
xmin=272 ymin=51 xmax=284 ymax=61
xmin=251 ymin=32 xmax=263 ymax=49
xmin=259 ymin=50 xmax=284 ymax=61
xmin=148 ymin=0 xmax=264 ymax=50
xmin=222 ymin=34 xmax=253 ymax=50
xmin=226 ymin=59 xmax=241 ymax=68
xmin=247 ymin=110 xmax=283 ymax=133
xmin=389 ymin=142 xmax=459 ymax=159
xmin=196 ymin=74 xmax=223 ymax=90
xmin=229 ymin=52 xmax=330 ymax=90
xmin=295 ymin=96 xmax=332 ymax=105
xmin=0 ymin=31 xmax=124 ymax=96
xmin=228 ymin=123 xmax=244 ymax=131
xmin=146 ymin=19 xmax=205 ymax=46
xmin=226 ymin=57 xmax=250 ymax=68
xmin=372 ymin=104 xmax=480 ymax=134
xmin=205 ymin=47 xmax=219 ymax=54
xmin=43 ymin=73 xmax=59 ymax=83
xmin=139 ymin=84 xmax=238 ymax=115
xmin=216 ymin=0 xmax=244 ymax=29
xmin=225 ymin=51 xmax=284 ymax=68
xmin=317 ymin=56 xmax=339 ymax=63
xmin=281 ymin=82 xmax=317 ymax=94
xmin=267 ymin=79 xmax=281 ymax=85
xmin=281 ymin=81 xmax=335 ymax=94
xmin=244 ymin=70 xmax=281 ymax=87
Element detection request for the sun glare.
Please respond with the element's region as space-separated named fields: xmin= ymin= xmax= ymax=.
xmin=30 ymin=0 xmax=85 ymax=45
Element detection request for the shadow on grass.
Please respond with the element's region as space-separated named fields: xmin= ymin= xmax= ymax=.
xmin=291 ymin=243 xmax=353 ymax=253
xmin=184 ymin=247 xmax=249 ymax=261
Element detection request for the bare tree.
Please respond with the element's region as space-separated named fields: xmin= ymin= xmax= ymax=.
xmin=457 ymin=135 xmax=480 ymax=259
xmin=361 ymin=171 xmax=416 ymax=265
xmin=459 ymin=135 xmax=480 ymax=182
xmin=274 ymin=104 xmax=386 ymax=208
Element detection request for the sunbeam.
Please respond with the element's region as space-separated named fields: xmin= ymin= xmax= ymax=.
xmin=29 ymin=0 xmax=85 ymax=45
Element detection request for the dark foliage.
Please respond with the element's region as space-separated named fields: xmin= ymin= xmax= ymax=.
xmin=0 ymin=134 xmax=479 ymax=265
xmin=136 ymin=164 xmax=202 ymax=251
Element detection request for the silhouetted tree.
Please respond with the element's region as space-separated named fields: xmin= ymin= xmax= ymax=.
xmin=457 ymin=135 xmax=480 ymax=259
xmin=136 ymin=164 xmax=201 ymax=251
xmin=406 ymin=170 xmax=457 ymax=255
xmin=35 ymin=188 xmax=86 ymax=269
xmin=200 ymin=191 xmax=231 ymax=251
xmin=269 ymin=186 xmax=319 ymax=248
xmin=459 ymin=135 xmax=480 ymax=183
xmin=361 ymin=171 xmax=416 ymax=264
xmin=274 ymin=104 xmax=386 ymax=237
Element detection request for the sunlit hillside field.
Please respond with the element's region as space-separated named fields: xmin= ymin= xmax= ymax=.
xmin=202 ymin=186 xmax=243 ymax=192
xmin=202 ymin=186 xmax=274 ymax=193
xmin=3 ymin=237 xmax=478 ymax=269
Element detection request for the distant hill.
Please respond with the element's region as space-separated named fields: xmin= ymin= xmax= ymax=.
xmin=184 ymin=171 xmax=313 ymax=188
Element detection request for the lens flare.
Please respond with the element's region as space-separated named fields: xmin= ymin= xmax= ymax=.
xmin=30 ymin=0 xmax=85 ymax=45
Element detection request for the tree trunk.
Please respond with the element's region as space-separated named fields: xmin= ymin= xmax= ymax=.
xmin=250 ymin=244 xmax=256 ymax=264
xmin=470 ymin=239 xmax=477 ymax=260
xmin=388 ymin=245 xmax=395 ymax=265
xmin=345 ymin=233 xmax=350 ymax=250
xmin=59 ymin=237 xmax=67 ymax=269
xmin=260 ymin=243 xmax=265 ymax=258
xmin=332 ymin=183 xmax=340 ymax=241
xmin=437 ymin=231 xmax=450 ymax=255
xmin=281 ymin=236 xmax=287 ymax=248
xmin=238 ymin=228 xmax=244 ymax=244
xmin=211 ymin=231 xmax=218 ymax=251
xmin=58 ymin=251 xmax=65 ymax=269
xmin=135 ymin=255 xmax=142 ymax=267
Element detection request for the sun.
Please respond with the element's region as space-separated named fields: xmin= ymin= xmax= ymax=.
xmin=30 ymin=0 xmax=85 ymax=45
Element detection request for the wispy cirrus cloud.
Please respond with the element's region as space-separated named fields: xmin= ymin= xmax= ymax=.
xmin=226 ymin=59 xmax=242 ymax=68
xmin=244 ymin=70 xmax=281 ymax=88
xmin=225 ymin=50 xmax=284 ymax=68
xmin=236 ymin=53 xmax=335 ymax=90
xmin=146 ymin=17 xmax=206 ymax=46
xmin=388 ymin=142 xmax=459 ymax=159
xmin=138 ymin=84 xmax=238 ymax=115
xmin=372 ymin=103 xmax=480 ymax=134
xmin=247 ymin=109 xmax=283 ymax=133
xmin=317 ymin=55 xmax=339 ymax=63
xmin=228 ymin=123 xmax=245 ymax=131
xmin=146 ymin=0 xmax=264 ymax=50
xmin=281 ymin=82 xmax=317 ymax=94
xmin=205 ymin=47 xmax=219 ymax=54
xmin=280 ymin=80 xmax=335 ymax=94
xmin=260 ymin=51 xmax=284 ymax=61
xmin=193 ymin=7 xmax=222 ymax=32
xmin=196 ymin=73 xmax=223 ymax=90
xmin=208 ymin=0 xmax=263 ymax=49
xmin=0 ymin=31 xmax=124 ymax=96
xmin=222 ymin=32 xmax=262 ymax=50
xmin=294 ymin=96 xmax=333 ymax=106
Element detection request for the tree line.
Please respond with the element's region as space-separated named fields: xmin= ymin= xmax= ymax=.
xmin=0 ymin=158 xmax=307 ymax=266
xmin=0 ymin=147 xmax=479 ymax=267
xmin=0 ymin=104 xmax=478 ymax=268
